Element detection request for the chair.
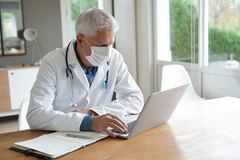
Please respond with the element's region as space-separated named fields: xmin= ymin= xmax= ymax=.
xmin=18 ymin=99 xmax=30 ymax=131
xmin=161 ymin=64 xmax=205 ymax=105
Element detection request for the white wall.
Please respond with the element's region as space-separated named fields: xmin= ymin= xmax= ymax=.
xmin=202 ymin=67 xmax=240 ymax=99
xmin=135 ymin=0 xmax=154 ymax=101
xmin=114 ymin=0 xmax=137 ymax=81
xmin=113 ymin=0 xmax=155 ymax=101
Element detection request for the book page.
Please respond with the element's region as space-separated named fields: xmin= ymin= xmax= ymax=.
xmin=14 ymin=135 xmax=82 ymax=158
xmin=48 ymin=131 xmax=108 ymax=145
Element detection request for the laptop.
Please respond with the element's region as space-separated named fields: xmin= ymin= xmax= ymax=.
xmin=111 ymin=83 xmax=189 ymax=139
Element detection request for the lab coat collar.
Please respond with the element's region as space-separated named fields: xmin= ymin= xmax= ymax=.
xmin=90 ymin=62 xmax=110 ymax=93
xmin=67 ymin=41 xmax=78 ymax=66
xmin=67 ymin=41 xmax=89 ymax=91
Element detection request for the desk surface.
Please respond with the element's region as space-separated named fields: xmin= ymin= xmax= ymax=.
xmin=1 ymin=97 xmax=240 ymax=160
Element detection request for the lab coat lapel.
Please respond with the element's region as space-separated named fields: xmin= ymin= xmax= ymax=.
xmin=67 ymin=41 xmax=89 ymax=91
xmin=90 ymin=63 xmax=109 ymax=93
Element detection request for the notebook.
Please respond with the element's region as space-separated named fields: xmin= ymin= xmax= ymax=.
xmin=10 ymin=131 xmax=109 ymax=159
xmin=111 ymin=83 xmax=189 ymax=139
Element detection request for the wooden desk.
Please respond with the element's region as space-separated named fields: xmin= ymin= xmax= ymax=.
xmin=0 ymin=97 xmax=240 ymax=159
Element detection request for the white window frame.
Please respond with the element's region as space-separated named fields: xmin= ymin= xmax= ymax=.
xmin=153 ymin=0 xmax=240 ymax=99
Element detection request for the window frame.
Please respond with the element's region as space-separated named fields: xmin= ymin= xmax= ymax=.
xmin=153 ymin=0 xmax=240 ymax=99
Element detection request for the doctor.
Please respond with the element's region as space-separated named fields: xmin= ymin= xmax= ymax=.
xmin=27 ymin=8 xmax=144 ymax=138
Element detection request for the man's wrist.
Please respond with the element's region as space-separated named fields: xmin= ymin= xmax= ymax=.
xmin=72 ymin=109 xmax=98 ymax=116
xmin=89 ymin=110 xmax=98 ymax=116
xmin=80 ymin=114 xmax=94 ymax=131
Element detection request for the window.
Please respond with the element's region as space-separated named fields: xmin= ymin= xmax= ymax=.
xmin=155 ymin=0 xmax=240 ymax=99
xmin=2 ymin=12 xmax=17 ymax=38
xmin=70 ymin=0 xmax=98 ymax=39
xmin=208 ymin=0 xmax=240 ymax=69
xmin=156 ymin=0 xmax=199 ymax=64
xmin=156 ymin=0 xmax=240 ymax=70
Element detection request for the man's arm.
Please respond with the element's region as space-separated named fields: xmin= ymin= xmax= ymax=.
xmin=90 ymin=53 xmax=144 ymax=117
xmin=72 ymin=109 xmax=98 ymax=116
xmin=27 ymin=55 xmax=85 ymax=131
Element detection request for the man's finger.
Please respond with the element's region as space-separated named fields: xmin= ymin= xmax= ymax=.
xmin=108 ymin=122 xmax=126 ymax=133
xmin=104 ymin=128 xmax=116 ymax=138
xmin=110 ymin=114 xmax=128 ymax=128
xmin=107 ymin=118 xmax=127 ymax=132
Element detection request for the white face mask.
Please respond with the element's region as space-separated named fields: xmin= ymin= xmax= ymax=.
xmin=81 ymin=37 xmax=112 ymax=66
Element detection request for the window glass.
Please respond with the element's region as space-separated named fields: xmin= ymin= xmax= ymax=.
xmin=156 ymin=0 xmax=199 ymax=63
xmin=2 ymin=12 xmax=17 ymax=37
xmin=209 ymin=0 xmax=240 ymax=69
xmin=0 ymin=0 xmax=25 ymax=56
xmin=70 ymin=0 xmax=98 ymax=39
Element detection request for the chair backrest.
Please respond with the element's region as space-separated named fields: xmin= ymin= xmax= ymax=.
xmin=161 ymin=64 xmax=205 ymax=105
xmin=18 ymin=98 xmax=30 ymax=131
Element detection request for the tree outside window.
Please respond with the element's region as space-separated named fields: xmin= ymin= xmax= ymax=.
xmin=169 ymin=0 xmax=240 ymax=69
xmin=70 ymin=0 xmax=98 ymax=38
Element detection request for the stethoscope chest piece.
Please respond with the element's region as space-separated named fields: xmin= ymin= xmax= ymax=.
xmin=70 ymin=102 xmax=77 ymax=107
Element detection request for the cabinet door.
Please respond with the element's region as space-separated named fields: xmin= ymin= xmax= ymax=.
xmin=8 ymin=68 xmax=39 ymax=110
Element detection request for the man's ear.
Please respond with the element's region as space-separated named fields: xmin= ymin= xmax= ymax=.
xmin=76 ymin=35 xmax=84 ymax=48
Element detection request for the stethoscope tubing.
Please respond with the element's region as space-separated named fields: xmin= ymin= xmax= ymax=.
xmin=65 ymin=41 xmax=109 ymax=106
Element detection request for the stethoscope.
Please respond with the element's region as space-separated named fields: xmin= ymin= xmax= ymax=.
xmin=65 ymin=42 xmax=109 ymax=107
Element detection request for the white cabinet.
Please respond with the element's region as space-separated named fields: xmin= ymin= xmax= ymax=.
xmin=0 ymin=66 xmax=39 ymax=117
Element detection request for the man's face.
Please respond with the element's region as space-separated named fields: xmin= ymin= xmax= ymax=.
xmin=81 ymin=28 xmax=115 ymax=56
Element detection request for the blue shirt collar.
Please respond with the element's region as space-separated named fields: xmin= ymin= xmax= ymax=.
xmin=73 ymin=40 xmax=97 ymax=73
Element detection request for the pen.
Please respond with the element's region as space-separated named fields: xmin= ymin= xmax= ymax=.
xmin=66 ymin=133 xmax=93 ymax=139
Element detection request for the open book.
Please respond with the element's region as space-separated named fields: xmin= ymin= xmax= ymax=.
xmin=10 ymin=131 xmax=108 ymax=159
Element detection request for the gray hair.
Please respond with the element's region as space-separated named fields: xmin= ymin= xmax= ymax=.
xmin=75 ymin=9 xmax=119 ymax=38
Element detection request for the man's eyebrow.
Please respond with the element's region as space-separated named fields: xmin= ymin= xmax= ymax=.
xmin=97 ymin=42 xmax=115 ymax=45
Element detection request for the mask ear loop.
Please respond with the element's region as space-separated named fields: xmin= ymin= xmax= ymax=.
xmin=104 ymin=61 xmax=109 ymax=89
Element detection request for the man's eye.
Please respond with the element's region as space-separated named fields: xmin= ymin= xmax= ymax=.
xmin=96 ymin=43 xmax=114 ymax=47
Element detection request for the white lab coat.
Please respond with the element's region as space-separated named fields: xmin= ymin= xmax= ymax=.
xmin=27 ymin=41 xmax=144 ymax=131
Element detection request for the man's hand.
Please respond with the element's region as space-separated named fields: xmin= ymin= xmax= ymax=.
xmin=92 ymin=113 xmax=128 ymax=138
xmin=72 ymin=109 xmax=98 ymax=116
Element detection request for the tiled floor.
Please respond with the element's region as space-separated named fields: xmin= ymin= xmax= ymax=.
xmin=0 ymin=116 xmax=18 ymax=134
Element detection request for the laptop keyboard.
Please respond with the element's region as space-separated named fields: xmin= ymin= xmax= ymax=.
xmin=111 ymin=120 xmax=136 ymax=134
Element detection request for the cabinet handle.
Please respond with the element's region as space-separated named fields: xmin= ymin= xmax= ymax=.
xmin=11 ymin=72 xmax=14 ymax=75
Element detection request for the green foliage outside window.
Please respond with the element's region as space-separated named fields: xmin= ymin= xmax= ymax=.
xmin=170 ymin=0 xmax=240 ymax=63
xmin=70 ymin=0 xmax=98 ymax=21
xmin=170 ymin=0 xmax=198 ymax=63
xmin=2 ymin=12 xmax=13 ymax=37
xmin=70 ymin=0 xmax=98 ymax=38
xmin=209 ymin=28 xmax=240 ymax=62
